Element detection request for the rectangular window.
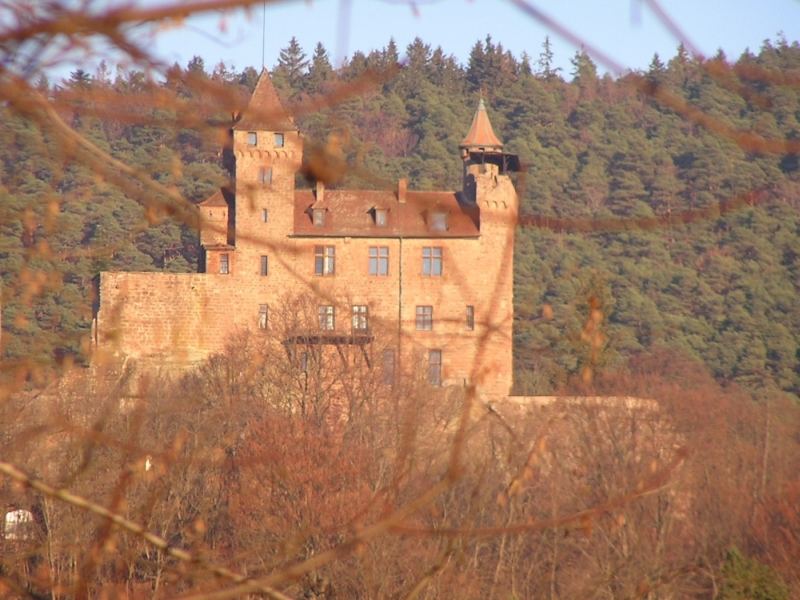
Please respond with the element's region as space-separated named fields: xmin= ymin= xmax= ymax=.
xmin=466 ymin=305 xmax=475 ymax=330
xmin=219 ymin=253 xmax=229 ymax=274
xmin=261 ymin=208 xmax=269 ymax=223
xmin=375 ymin=208 xmax=388 ymax=226
xmin=318 ymin=305 xmax=335 ymax=330
xmin=382 ymin=349 xmax=396 ymax=385
xmin=368 ymin=246 xmax=389 ymax=276
xmin=352 ymin=305 xmax=369 ymax=331
xmin=415 ymin=305 xmax=433 ymax=331
xmin=313 ymin=208 xmax=326 ymax=227
xmin=260 ymin=255 xmax=269 ymax=276
xmin=299 ymin=351 xmax=309 ymax=373
xmin=430 ymin=211 xmax=447 ymax=232
xmin=259 ymin=167 xmax=272 ymax=185
xmin=422 ymin=247 xmax=443 ymax=276
xmin=274 ymin=133 xmax=284 ymax=148
xmin=258 ymin=304 xmax=268 ymax=329
xmin=314 ymin=245 xmax=335 ymax=276
xmin=247 ymin=131 xmax=257 ymax=146
xmin=428 ymin=350 xmax=442 ymax=386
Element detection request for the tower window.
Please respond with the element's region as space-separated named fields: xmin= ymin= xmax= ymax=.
xmin=318 ymin=305 xmax=335 ymax=330
xmin=352 ymin=305 xmax=369 ymax=331
xmin=314 ymin=245 xmax=335 ymax=276
xmin=258 ymin=304 xmax=268 ymax=329
xmin=261 ymin=208 xmax=269 ymax=223
xmin=369 ymin=246 xmax=389 ymax=276
xmin=374 ymin=208 xmax=388 ymax=227
xmin=247 ymin=131 xmax=257 ymax=146
xmin=416 ymin=305 xmax=433 ymax=331
xmin=422 ymin=247 xmax=443 ymax=276
xmin=430 ymin=211 xmax=447 ymax=231
xmin=466 ymin=305 xmax=475 ymax=330
xmin=428 ymin=350 xmax=442 ymax=386
xmin=219 ymin=253 xmax=230 ymax=274
xmin=260 ymin=255 xmax=269 ymax=276
xmin=274 ymin=133 xmax=284 ymax=147
xmin=259 ymin=167 xmax=272 ymax=185
xmin=313 ymin=208 xmax=326 ymax=226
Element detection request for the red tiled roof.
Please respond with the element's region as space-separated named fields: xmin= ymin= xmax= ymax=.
xmin=293 ymin=189 xmax=480 ymax=238
xmin=198 ymin=186 xmax=234 ymax=208
xmin=233 ymin=69 xmax=295 ymax=132
xmin=461 ymin=98 xmax=503 ymax=150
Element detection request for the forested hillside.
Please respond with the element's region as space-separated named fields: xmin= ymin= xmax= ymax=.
xmin=1 ymin=36 xmax=798 ymax=396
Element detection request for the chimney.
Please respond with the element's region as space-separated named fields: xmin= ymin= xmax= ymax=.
xmin=397 ymin=178 xmax=407 ymax=204
xmin=315 ymin=180 xmax=325 ymax=203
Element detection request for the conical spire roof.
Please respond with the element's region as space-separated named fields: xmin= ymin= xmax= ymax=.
xmin=233 ymin=69 xmax=296 ymax=131
xmin=460 ymin=98 xmax=503 ymax=151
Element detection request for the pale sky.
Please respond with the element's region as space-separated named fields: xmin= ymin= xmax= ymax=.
xmin=140 ymin=0 xmax=798 ymax=77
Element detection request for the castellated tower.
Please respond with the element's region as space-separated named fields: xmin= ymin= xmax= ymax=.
xmin=459 ymin=99 xmax=520 ymax=395
xmin=200 ymin=71 xmax=304 ymax=281
xmin=95 ymin=71 xmax=519 ymax=398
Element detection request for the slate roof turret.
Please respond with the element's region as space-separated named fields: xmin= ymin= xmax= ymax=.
xmin=460 ymin=98 xmax=503 ymax=151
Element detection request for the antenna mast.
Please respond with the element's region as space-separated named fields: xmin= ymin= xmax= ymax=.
xmin=261 ymin=0 xmax=266 ymax=69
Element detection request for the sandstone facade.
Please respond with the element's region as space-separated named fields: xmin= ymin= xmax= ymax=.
xmin=94 ymin=71 xmax=519 ymax=398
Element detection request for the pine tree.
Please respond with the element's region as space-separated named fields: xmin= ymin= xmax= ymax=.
xmin=68 ymin=69 xmax=91 ymax=88
xmin=186 ymin=55 xmax=206 ymax=76
xmin=276 ymin=36 xmax=309 ymax=92
xmin=306 ymin=42 xmax=333 ymax=92
xmin=466 ymin=40 xmax=486 ymax=91
xmin=537 ymin=36 xmax=560 ymax=81
xmin=571 ymin=49 xmax=597 ymax=87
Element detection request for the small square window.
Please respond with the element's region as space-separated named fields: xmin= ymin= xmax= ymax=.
xmin=416 ymin=305 xmax=433 ymax=331
xmin=428 ymin=349 xmax=442 ymax=386
xmin=352 ymin=305 xmax=369 ymax=331
xmin=261 ymin=208 xmax=269 ymax=223
xmin=247 ymin=131 xmax=257 ymax=146
xmin=260 ymin=255 xmax=269 ymax=276
xmin=430 ymin=211 xmax=447 ymax=232
xmin=274 ymin=133 xmax=284 ymax=148
xmin=259 ymin=167 xmax=272 ymax=185
xmin=314 ymin=246 xmax=335 ymax=276
xmin=369 ymin=246 xmax=389 ymax=276
xmin=318 ymin=305 xmax=335 ymax=330
xmin=422 ymin=247 xmax=443 ymax=276
xmin=258 ymin=304 xmax=268 ymax=329
xmin=466 ymin=305 xmax=475 ymax=330
xmin=375 ymin=208 xmax=388 ymax=227
xmin=313 ymin=208 xmax=326 ymax=227
xmin=219 ymin=253 xmax=229 ymax=274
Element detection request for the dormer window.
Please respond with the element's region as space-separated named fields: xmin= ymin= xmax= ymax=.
xmin=430 ymin=211 xmax=447 ymax=232
xmin=313 ymin=208 xmax=326 ymax=227
xmin=247 ymin=131 xmax=257 ymax=146
xmin=274 ymin=133 xmax=284 ymax=148
xmin=374 ymin=208 xmax=388 ymax=227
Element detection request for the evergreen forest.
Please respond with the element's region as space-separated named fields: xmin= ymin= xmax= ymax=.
xmin=1 ymin=35 xmax=799 ymax=399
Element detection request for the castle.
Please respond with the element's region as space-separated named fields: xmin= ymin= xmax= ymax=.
xmin=93 ymin=70 xmax=519 ymax=397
